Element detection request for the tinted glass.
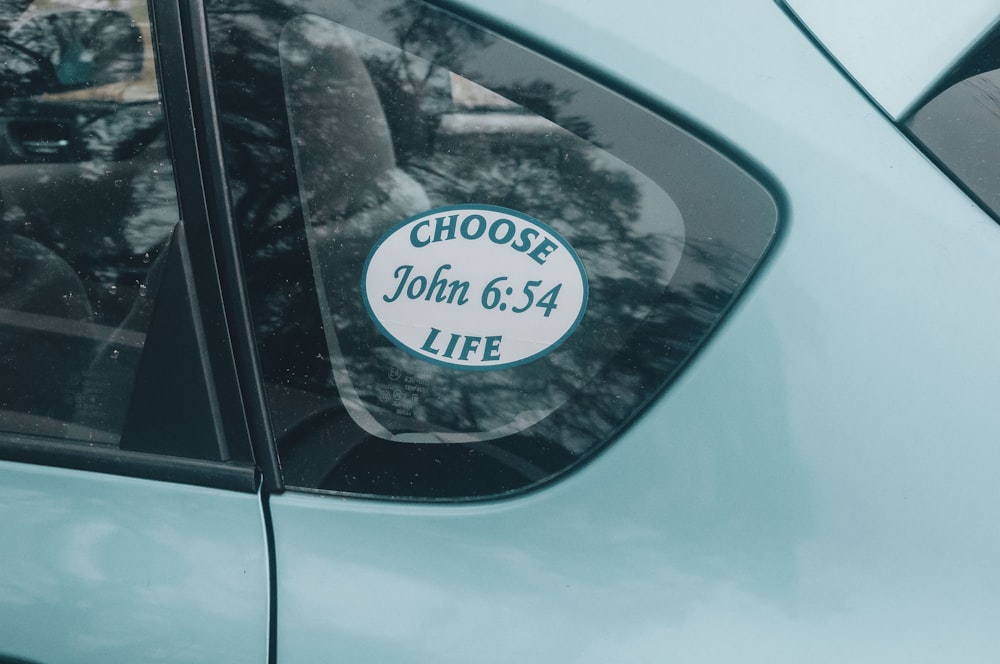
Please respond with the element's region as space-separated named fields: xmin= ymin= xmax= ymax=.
xmin=280 ymin=14 xmax=685 ymax=443
xmin=0 ymin=0 xmax=178 ymax=444
xmin=207 ymin=0 xmax=779 ymax=500
xmin=907 ymin=23 xmax=1000 ymax=222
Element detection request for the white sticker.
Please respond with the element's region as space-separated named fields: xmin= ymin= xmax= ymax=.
xmin=362 ymin=205 xmax=589 ymax=371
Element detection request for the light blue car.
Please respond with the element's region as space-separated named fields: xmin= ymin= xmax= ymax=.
xmin=2 ymin=0 xmax=999 ymax=661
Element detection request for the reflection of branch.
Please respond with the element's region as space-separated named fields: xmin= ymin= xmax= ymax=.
xmin=382 ymin=4 xmax=491 ymax=72
xmin=0 ymin=35 xmax=51 ymax=72
xmin=0 ymin=34 xmax=57 ymax=100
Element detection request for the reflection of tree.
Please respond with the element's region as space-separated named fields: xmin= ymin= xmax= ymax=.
xmin=206 ymin=0 xmax=769 ymax=499
xmin=276 ymin=11 xmax=679 ymax=441
xmin=491 ymin=81 xmax=595 ymax=141
xmin=0 ymin=2 xmax=171 ymax=325
xmin=364 ymin=130 xmax=672 ymax=438
xmin=365 ymin=5 xmax=490 ymax=161
xmin=1 ymin=95 xmax=173 ymax=324
xmin=208 ymin=8 xmax=334 ymax=390
xmin=0 ymin=2 xmax=176 ymax=439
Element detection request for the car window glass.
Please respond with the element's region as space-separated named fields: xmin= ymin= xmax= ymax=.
xmin=0 ymin=0 xmax=179 ymax=444
xmin=207 ymin=0 xmax=779 ymax=500
xmin=280 ymin=14 xmax=685 ymax=444
xmin=906 ymin=23 xmax=1000 ymax=222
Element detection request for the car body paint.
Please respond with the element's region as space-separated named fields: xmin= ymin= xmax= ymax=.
xmin=780 ymin=0 xmax=1000 ymax=118
xmin=0 ymin=461 xmax=269 ymax=663
xmin=267 ymin=0 xmax=1000 ymax=661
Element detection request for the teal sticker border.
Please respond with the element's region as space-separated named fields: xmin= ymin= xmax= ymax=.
xmin=361 ymin=204 xmax=590 ymax=372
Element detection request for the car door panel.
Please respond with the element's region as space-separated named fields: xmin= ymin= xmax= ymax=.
xmin=0 ymin=460 xmax=269 ymax=663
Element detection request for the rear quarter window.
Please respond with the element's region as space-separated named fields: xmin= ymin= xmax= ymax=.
xmin=206 ymin=0 xmax=780 ymax=500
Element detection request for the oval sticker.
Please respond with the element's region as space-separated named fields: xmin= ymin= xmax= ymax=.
xmin=362 ymin=205 xmax=589 ymax=371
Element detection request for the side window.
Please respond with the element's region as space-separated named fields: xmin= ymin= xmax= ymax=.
xmin=208 ymin=0 xmax=779 ymax=500
xmin=906 ymin=24 xmax=1000 ymax=221
xmin=0 ymin=1 xmax=178 ymax=445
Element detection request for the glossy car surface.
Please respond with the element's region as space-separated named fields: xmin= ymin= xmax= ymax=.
xmin=2 ymin=0 xmax=999 ymax=662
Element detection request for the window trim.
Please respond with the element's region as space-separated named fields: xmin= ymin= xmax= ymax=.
xmin=151 ymin=0 xmax=283 ymax=489
xmin=153 ymin=0 xmax=285 ymax=492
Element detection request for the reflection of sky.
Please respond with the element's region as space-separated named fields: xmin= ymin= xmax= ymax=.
xmin=122 ymin=158 xmax=180 ymax=253
xmin=0 ymin=462 xmax=268 ymax=662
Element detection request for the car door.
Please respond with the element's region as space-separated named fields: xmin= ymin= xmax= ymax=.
xmin=200 ymin=0 xmax=1000 ymax=661
xmin=0 ymin=2 xmax=269 ymax=662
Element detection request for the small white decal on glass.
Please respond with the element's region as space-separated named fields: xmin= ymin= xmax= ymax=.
xmin=362 ymin=204 xmax=589 ymax=371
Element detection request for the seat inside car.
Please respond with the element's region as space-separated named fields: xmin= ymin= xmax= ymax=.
xmin=279 ymin=14 xmax=430 ymax=226
xmin=0 ymin=198 xmax=95 ymax=431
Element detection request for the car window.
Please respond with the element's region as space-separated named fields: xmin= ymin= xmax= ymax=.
xmin=207 ymin=0 xmax=779 ymax=500
xmin=0 ymin=0 xmax=178 ymax=445
xmin=906 ymin=22 xmax=1000 ymax=222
